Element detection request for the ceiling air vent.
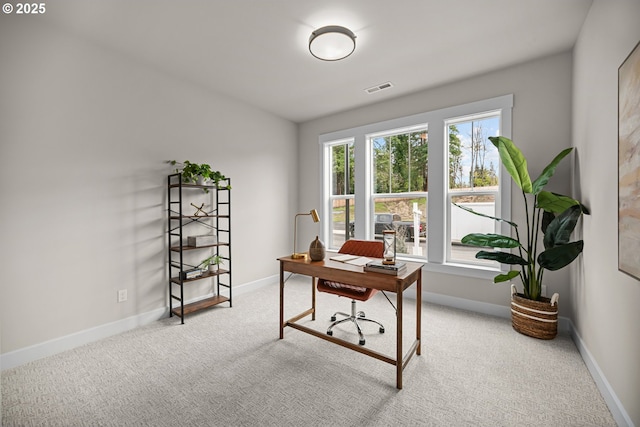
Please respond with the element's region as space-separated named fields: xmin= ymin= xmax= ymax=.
xmin=365 ymin=81 xmax=394 ymax=94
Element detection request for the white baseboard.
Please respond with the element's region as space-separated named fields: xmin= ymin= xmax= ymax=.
xmin=568 ymin=321 xmax=635 ymax=427
xmin=1 ymin=276 xmax=275 ymax=371
xmin=1 ymin=306 xmax=167 ymax=371
xmin=233 ymin=274 xmax=279 ymax=295
xmin=423 ymin=290 xmax=575 ymax=332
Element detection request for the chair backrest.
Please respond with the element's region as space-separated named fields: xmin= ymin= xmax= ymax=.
xmin=338 ymin=239 xmax=384 ymax=258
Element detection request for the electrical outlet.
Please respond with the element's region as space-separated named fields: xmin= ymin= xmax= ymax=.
xmin=118 ymin=289 xmax=127 ymax=303
xmin=541 ymin=285 xmax=547 ymax=297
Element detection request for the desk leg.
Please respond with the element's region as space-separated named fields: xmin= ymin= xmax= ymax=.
xmin=417 ymin=272 xmax=422 ymax=355
xmin=279 ymin=261 xmax=284 ymax=339
xmin=396 ymin=286 xmax=403 ymax=390
xmin=312 ymin=276 xmax=316 ymax=321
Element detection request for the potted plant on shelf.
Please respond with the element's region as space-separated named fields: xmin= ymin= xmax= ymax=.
xmin=455 ymin=136 xmax=589 ymax=340
xmin=198 ymin=255 xmax=224 ymax=273
xmin=168 ymin=160 xmax=231 ymax=191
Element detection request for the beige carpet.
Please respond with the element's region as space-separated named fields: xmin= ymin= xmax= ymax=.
xmin=2 ymin=275 xmax=615 ymax=426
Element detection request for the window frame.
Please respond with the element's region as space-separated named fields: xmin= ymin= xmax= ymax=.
xmin=319 ymin=95 xmax=513 ymax=279
xmin=325 ymin=138 xmax=355 ymax=247
xmin=445 ymin=111 xmax=502 ymax=267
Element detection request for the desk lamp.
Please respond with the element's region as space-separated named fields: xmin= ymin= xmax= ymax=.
xmin=292 ymin=209 xmax=320 ymax=259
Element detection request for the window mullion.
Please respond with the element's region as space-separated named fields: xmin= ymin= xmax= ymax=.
xmin=353 ymin=134 xmax=369 ymax=239
xmin=427 ymin=120 xmax=446 ymax=263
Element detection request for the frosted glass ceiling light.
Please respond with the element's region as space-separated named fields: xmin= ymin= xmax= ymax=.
xmin=309 ymin=25 xmax=356 ymax=61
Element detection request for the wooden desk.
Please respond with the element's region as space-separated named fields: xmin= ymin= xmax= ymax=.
xmin=278 ymin=256 xmax=423 ymax=389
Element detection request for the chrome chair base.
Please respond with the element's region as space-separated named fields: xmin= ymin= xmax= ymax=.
xmin=326 ymin=299 xmax=385 ymax=345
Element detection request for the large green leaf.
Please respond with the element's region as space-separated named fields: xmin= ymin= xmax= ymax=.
xmin=543 ymin=205 xmax=583 ymax=249
xmin=476 ymin=250 xmax=528 ymax=265
xmin=541 ymin=210 xmax=555 ymax=235
xmin=538 ymin=241 xmax=584 ymax=271
xmin=537 ymin=191 xmax=580 ymax=214
xmin=453 ymin=202 xmax=518 ymax=228
xmin=461 ymin=233 xmax=521 ymax=249
xmin=531 ymin=147 xmax=573 ymax=194
xmin=494 ymin=270 xmax=520 ymax=283
xmin=489 ymin=136 xmax=533 ymax=193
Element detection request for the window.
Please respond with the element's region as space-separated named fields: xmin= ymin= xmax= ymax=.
xmin=328 ymin=139 xmax=354 ymax=249
xmin=447 ymin=113 xmax=501 ymax=267
xmin=371 ymin=126 xmax=428 ymax=257
xmin=320 ymin=95 xmax=512 ymax=277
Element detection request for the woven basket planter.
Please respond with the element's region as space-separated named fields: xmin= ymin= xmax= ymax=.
xmin=510 ymin=285 xmax=559 ymax=340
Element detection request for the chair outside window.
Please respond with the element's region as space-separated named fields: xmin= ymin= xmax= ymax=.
xmin=317 ymin=239 xmax=385 ymax=345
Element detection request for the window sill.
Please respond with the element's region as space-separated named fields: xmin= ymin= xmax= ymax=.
xmin=418 ymin=260 xmax=502 ymax=280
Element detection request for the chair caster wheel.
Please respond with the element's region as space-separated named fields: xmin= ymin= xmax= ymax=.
xmin=359 ymin=339 xmax=366 ymax=346
xmin=358 ymin=312 xmax=365 ymax=318
xmin=379 ymin=327 xmax=385 ymax=333
xmin=330 ymin=316 xmax=336 ymax=321
xmin=327 ymin=330 xmax=333 ymax=336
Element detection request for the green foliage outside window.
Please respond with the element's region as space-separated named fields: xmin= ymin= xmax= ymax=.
xmin=331 ymin=143 xmax=355 ymax=195
xmin=374 ymin=131 xmax=428 ymax=193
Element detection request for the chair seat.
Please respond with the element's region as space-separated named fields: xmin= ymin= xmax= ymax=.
xmin=317 ymin=279 xmax=378 ymax=301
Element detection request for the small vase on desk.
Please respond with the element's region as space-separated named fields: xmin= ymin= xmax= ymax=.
xmin=309 ymin=236 xmax=325 ymax=261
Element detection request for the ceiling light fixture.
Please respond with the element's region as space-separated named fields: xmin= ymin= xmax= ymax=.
xmin=309 ymin=25 xmax=356 ymax=61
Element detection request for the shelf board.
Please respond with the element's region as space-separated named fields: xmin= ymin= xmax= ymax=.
xmin=170 ymin=269 xmax=230 ymax=284
xmin=168 ymin=183 xmax=215 ymax=189
xmin=171 ymin=295 xmax=230 ymax=317
xmin=170 ymin=243 xmax=229 ymax=252
xmin=168 ymin=183 xmax=231 ymax=190
xmin=169 ymin=215 xmax=230 ymax=219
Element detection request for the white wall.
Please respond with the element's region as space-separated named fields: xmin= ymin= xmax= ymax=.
xmin=298 ymin=52 xmax=574 ymax=315
xmin=0 ymin=17 xmax=297 ymax=356
xmin=572 ymin=0 xmax=640 ymax=425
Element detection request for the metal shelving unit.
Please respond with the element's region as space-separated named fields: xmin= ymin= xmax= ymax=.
xmin=167 ymin=173 xmax=232 ymax=323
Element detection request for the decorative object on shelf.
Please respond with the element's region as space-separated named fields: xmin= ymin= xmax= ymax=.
xmin=168 ymin=160 xmax=231 ymax=192
xmin=454 ymin=136 xmax=589 ymax=340
xmin=618 ymin=39 xmax=640 ymax=281
xmin=308 ymin=236 xmax=326 ymax=261
xmin=292 ymin=209 xmax=320 ymax=259
xmin=187 ymin=234 xmax=216 ymax=247
xmin=309 ymin=25 xmax=356 ymax=61
xmin=180 ymin=268 xmax=203 ymax=280
xmin=191 ymin=202 xmax=207 ymax=216
xmin=199 ymin=255 xmax=224 ymax=272
xmin=382 ymin=230 xmax=396 ymax=265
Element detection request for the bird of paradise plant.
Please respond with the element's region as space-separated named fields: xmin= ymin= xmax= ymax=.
xmin=455 ymin=136 xmax=589 ymax=301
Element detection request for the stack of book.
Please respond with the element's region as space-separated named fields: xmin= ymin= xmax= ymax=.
xmin=364 ymin=260 xmax=407 ymax=275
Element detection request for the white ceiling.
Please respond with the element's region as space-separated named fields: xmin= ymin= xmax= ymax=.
xmin=44 ymin=0 xmax=593 ymax=123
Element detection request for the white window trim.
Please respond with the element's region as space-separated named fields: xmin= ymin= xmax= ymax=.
xmin=319 ymin=95 xmax=513 ymax=279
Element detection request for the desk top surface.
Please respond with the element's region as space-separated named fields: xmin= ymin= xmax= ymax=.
xmin=278 ymin=255 xmax=423 ymax=292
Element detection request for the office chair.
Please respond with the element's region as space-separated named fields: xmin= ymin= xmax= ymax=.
xmin=317 ymin=239 xmax=385 ymax=345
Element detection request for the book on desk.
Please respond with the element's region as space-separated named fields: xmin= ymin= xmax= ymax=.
xmin=364 ymin=260 xmax=407 ymax=275
xmin=329 ymin=254 xmax=372 ymax=266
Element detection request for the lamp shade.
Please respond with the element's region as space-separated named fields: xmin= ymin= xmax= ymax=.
xmin=309 ymin=25 xmax=356 ymax=61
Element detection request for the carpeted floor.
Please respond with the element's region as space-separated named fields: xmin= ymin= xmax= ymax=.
xmin=1 ymin=275 xmax=616 ymax=426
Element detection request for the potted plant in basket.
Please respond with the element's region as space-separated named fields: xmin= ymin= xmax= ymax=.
xmin=455 ymin=136 xmax=589 ymax=340
xmin=168 ymin=160 xmax=231 ymax=191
